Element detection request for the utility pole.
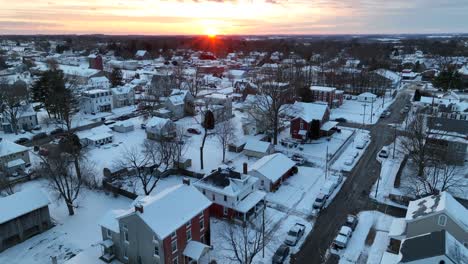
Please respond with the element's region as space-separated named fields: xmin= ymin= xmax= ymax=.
xmin=325 ymin=145 xmax=329 ymax=179
xmin=370 ymin=100 xmax=374 ymax=124
xmin=382 ymin=89 xmax=386 ymax=108
xmin=393 ymin=124 xmax=397 ymax=159
xmin=362 ymin=103 xmax=367 ymax=127
xmin=375 ymin=176 xmax=380 ymax=198
xmin=262 ymin=200 xmax=265 ymax=258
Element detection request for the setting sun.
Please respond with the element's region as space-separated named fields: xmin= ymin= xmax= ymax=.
xmin=205 ymin=27 xmax=218 ymax=38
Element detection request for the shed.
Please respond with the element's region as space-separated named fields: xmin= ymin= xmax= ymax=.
xmin=243 ymin=140 xmax=274 ymax=158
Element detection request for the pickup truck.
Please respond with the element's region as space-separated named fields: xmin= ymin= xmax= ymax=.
xmin=284 ymin=223 xmax=306 ymax=246
xmin=333 ymin=226 xmax=353 ymax=249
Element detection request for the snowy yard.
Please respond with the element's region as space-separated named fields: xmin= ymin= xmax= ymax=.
xmin=0 ymin=180 xmax=132 ymax=264
xmin=336 ymin=211 xmax=395 ymax=264
xmin=331 ymin=96 xmax=395 ymax=125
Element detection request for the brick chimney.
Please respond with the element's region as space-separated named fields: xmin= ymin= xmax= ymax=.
xmin=134 ymin=202 xmax=144 ymax=214
xmin=182 ymin=177 xmax=190 ymax=186
xmin=243 ymin=163 xmax=248 ymax=174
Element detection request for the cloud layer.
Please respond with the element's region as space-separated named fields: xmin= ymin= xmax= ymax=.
xmin=0 ymin=0 xmax=466 ymax=34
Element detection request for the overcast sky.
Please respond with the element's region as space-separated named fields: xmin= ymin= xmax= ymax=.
xmin=0 ymin=0 xmax=467 ymax=35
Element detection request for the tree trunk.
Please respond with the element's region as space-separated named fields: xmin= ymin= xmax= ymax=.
xmin=66 ymin=202 xmax=75 ymax=215
xmin=73 ymin=157 xmax=82 ymax=180
xmin=222 ymin=147 xmax=226 ymax=163
xmin=200 ymin=128 xmax=208 ymax=170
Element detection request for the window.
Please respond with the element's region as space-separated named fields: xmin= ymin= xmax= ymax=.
xmin=171 ymin=232 xmax=177 ymax=240
xmin=106 ymin=229 xmax=112 ymax=238
xmin=154 ymin=245 xmax=159 ymax=256
xmin=223 ymin=207 xmax=228 ymax=216
xmin=438 ymin=215 xmax=447 ymax=226
xmin=300 ymin=122 xmax=304 ymax=130
xmin=261 ymin=180 xmax=264 ymax=186
xmin=186 ymin=220 xmax=191 ymax=229
xmin=212 ymin=194 xmax=215 ymax=201
xmin=173 ymin=256 xmax=178 ymax=264
xmin=200 ymin=234 xmax=205 ymax=244
xmin=202 ymin=190 xmax=206 ymax=195
xmin=123 ymin=225 xmax=129 ymax=243
xmin=200 ymin=217 xmax=205 ymax=231
xmin=223 ymin=195 xmax=227 ymax=202
xmin=186 ymin=229 xmax=192 ymax=241
xmin=171 ymin=239 xmax=177 ymax=253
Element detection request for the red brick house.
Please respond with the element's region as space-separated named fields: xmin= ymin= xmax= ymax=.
xmin=88 ymin=54 xmax=103 ymax=71
xmin=98 ymin=183 xmax=212 ymax=264
xmin=193 ymin=167 xmax=266 ymax=222
xmin=289 ymin=102 xmax=330 ymax=140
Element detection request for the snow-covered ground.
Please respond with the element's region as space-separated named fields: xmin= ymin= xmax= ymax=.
xmin=331 ymin=96 xmax=395 ymax=125
xmin=331 ymin=129 xmax=371 ymax=172
xmin=210 ymin=207 xmax=313 ymax=264
xmin=336 ymin=211 xmax=395 ymax=264
xmin=0 ymin=180 xmax=132 ymax=264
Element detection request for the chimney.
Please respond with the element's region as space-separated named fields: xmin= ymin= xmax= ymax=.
xmin=243 ymin=163 xmax=248 ymax=174
xmin=182 ymin=177 xmax=190 ymax=186
xmin=134 ymin=202 xmax=144 ymax=214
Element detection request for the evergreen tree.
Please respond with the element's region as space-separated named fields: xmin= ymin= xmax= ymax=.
xmin=414 ymin=89 xmax=421 ymax=101
xmin=110 ymin=68 xmax=123 ymax=87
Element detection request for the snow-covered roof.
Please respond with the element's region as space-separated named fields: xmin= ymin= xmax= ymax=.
xmin=111 ymin=85 xmax=133 ymax=95
xmin=135 ymin=50 xmax=148 ymax=57
xmin=311 ymin=86 xmax=336 ymax=92
xmin=374 ymin=69 xmax=401 ymax=83
xmin=121 ymin=184 xmax=211 ymax=239
xmin=420 ymin=96 xmax=460 ymax=106
xmin=0 ymin=188 xmax=50 ymax=224
xmin=291 ymin=102 xmax=329 ymax=122
xmin=235 ymin=190 xmax=266 ymax=213
xmin=405 ymin=192 xmax=468 ymax=231
xmin=167 ymin=89 xmax=189 ymax=105
xmin=244 ymin=140 xmax=272 ymax=153
xmin=457 ymin=64 xmax=468 ymax=76
xmin=388 ymin=218 xmax=407 ymax=238
xmin=0 ymin=139 xmax=29 ymax=157
xmin=7 ymin=158 xmax=25 ymax=168
xmin=98 ymin=209 xmax=128 ymax=233
xmin=249 ymin=153 xmax=295 ymax=182
xmin=146 ymin=116 xmax=171 ymax=128
xmin=183 ymin=240 xmax=210 ymax=261
xmin=358 ymin=92 xmax=377 ymax=98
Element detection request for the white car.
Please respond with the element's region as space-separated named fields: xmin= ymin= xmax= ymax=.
xmin=321 ymin=181 xmax=337 ymax=197
xmin=344 ymin=156 xmax=355 ymax=166
xmin=379 ymin=147 xmax=389 ymax=158
xmin=284 ymin=223 xmax=306 ymax=246
xmin=356 ymin=138 xmax=368 ymax=149
xmin=333 ymin=226 xmax=353 ymax=249
xmin=313 ymin=193 xmax=328 ymax=209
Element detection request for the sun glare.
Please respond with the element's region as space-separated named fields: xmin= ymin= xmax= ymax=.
xmin=205 ymin=27 xmax=218 ymax=38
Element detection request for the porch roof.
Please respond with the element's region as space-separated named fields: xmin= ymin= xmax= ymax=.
xmin=183 ymin=240 xmax=210 ymax=261
xmin=235 ymin=190 xmax=266 ymax=213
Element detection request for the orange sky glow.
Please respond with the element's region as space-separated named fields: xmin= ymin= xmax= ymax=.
xmin=0 ymin=0 xmax=466 ymax=35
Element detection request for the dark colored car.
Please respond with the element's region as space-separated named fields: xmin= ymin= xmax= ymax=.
xmin=187 ymin=128 xmax=202 ymax=135
xmin=50 ymin=128 xmax=64 ymax=135
xmin=272 ymin=244 xmax=290 ymax=264
xmin=32 ymin=132 xmax=48 ymax=141
xmin=335 ymin=117 xmax=347 ymax=123
xmin=15 ymin=137 xmax=30 ymax=145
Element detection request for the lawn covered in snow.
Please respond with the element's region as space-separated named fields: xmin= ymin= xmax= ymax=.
xmin=331 ymin=96 xmax=395 ymax=125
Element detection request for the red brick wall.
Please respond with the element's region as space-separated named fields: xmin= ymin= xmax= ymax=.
xmin=290 ymin=118 xmax=310 ymax=139
xmin=270 ymin=167 xmax=295 ymax=192
xmin=209 ymin=203 xmax=236 ymax=219
xmin=162 ymin=208 xmax=210 ymax=264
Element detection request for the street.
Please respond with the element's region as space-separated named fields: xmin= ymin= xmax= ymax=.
xmin=292 ymin=90 xmax=412 ymax=264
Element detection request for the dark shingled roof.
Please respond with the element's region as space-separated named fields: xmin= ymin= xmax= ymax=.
xmin=400 ymin=231 xmax=446 ymax=263
xmin=201 ymin=168 xmax=242 ymax=188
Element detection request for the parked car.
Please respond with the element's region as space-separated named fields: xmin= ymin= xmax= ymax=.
xmin=329 ymin=175 xmax=344 ymax=185
xmin=313 ymin=193 xmax=328 ymax=209
xmin=291 ymin=154 xmax=306 ymax=165
xmin=14 ymin=137 xmax=30 ymax=145
xmin=272 ymin=244 xmax=290 ymax=264
xmin=32 ymin=125 xmax=42 ymax=131
xmin=335 ymin=117 xmax=347 ymax=123
xmin=355 ymin=138 xmax=369 ymax=149
xmin=380 ymin=111 xmax=390 ymax=118
xmin=344 ymin=156 xmax=355 ymax=166
xmin=333 ymin=226 xmax=353 ymax=249
xmin=284 ymin=223 xmax=306 ymax=246
xmin=50 ymin=128 xmax=64 ymax=135
xmin=345 ymin=215 xmax=358 ymax=231
xmin=187 ymin=128 xmax=202 ymax=135
xmin=378 ymin=147 xmax=389 ymax=158
xmin=32 ymin=132 xmax=48 ymax=141
xmin=321 ymin=180 xmax=338 ymax=197
xmin=140 ymin=123 xmax=146 ymax=129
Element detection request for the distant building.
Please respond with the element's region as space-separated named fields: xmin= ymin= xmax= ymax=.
xmin=80 ymin=89 xmax=113 ymax=114
xmin=289 ymin=102 xmax=330 ymax=140
xmin=111 ymin=85 xmax=135 ymax=109
xmin=243 ymin=140 xmax=274 ymax=158
xmin=0 ymin=138 xmax=31 ymax=171
xmin=135 ymin=50 xmax=150 ymax=60
xmin=310 ymin=86 xmax=341 ymax=107
xmin=0 ymin=188 xmax=51 ymax=252
xmin=98 ymin=184 xmax=212 ymax=264
xmin=164 ymin=89 xmax=195 ymax=120
xmin=88 ymin=54 xmax=104 ymax=71
xmin=357 ymin=92 xmax=377 ymax=103
xmin=0 ymin=104 xmax=38 ymax=133
xmin=88 ymin=76 xmax=110 ymax=89
xmin=145 ymin=117 xmax=176 ymax=140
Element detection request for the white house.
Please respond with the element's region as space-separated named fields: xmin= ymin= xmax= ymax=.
xmin=77 ymin=125 xmax=113 ymax=147
xmin=112 ymin=120 xmax=134 ymax=133
xmin=357 ymin=92 xmax=377 ymax=103
xmin=80 ymin=89 xmax=113 ymax=114
xmin=0 ymin=104 xmax=38 ymax=133
xmin=111 ymin=85 xmax=135 ymax=109
xmin=145 ymin=117 xmax=176 ymax=140
xmin=0 ymin=138 xmax=30 ymax=171
xmin=243 ymin=140 xmax=274 ymax=158
xmin=248 ymin=153 xmax=296 ymax=192
xmin=88 ymin=76 xmax=110 ymax=89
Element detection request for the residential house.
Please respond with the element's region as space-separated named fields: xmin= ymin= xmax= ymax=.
xmin=289 ymin=102 xmax=330 ymax=140
xmin=77 ymin=125 xmax=114 ymax=147
xmin=88 ymin=54 xmax=104 ymax=71
xmin=426 ymin=117 xmax=467 ymax=165
xmin=164 ymin=89 xmax=195 ymax=120
xmin=150 ymin=74 xmax=176 ymax=97
xmin=204 ymin=93 xmax=233 ymax=124
xmin=234 ymin=80 xmax=257 ymax=101
xmin=0 ymin=188 xmax=51 ymax=252
xmin=111 ymin=85 xmax=135 ymax=109
xmin=399 ymin=230 xmax=467 ymax=264
xmin=401 ymin=69 xmax=418 ymax=80
xmin=385 ymin=192 xmax=468 ymax=262
xmin=112 ymin=121 xmax=134 ymax=133
xmin=310 ymin=86 xmax=343 ymax=107
xmin=98 ymin=184 xmax=212 ymax=264
xmin=243 ymin=140 xmax=274 ymax=158
xmin=357 ymin=92 xmax=377 ymax=103
xmin=0 ymin=104 xmax=38 ymax=133
xmin=145 ymin=117 xmax=176 ymax=140
xmin=248 ymin=153 xmax=296 ymax=192
xmin=88 ymin=76 xmax=110 ymax=89
xmin=81 ymin=89 xmax=113 ymax=114
xmin=193 ymin=167 xmax=266 ymax=222
xmin=0 ymin=138 xmax=30 ymax=172
xmin=135 ymin=50 xmax=150 ymax=60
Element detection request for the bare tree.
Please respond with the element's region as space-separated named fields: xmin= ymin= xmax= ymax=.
xmin=246 ymin=67 xmax=292 ymax=144
xmin=220 ymin=218 xmax=274 ymax=264
xmin=0 ymin=79 xmax=29 ymax=135
xmin=0 ymin=174 xmax=15 ymax=196
xmin=37 ymin=148 xmax=92 ymax=215
xmin=185 ymin=66 xmax=203 ymax=97
xmin=214 ymin=119 xmax=236 ymax=163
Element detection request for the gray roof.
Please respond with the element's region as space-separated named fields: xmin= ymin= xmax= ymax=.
xmin=400 ymin=231 xmax=446 ymax=263
xmin=427 ymin=116 xmax=468 ymax=135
